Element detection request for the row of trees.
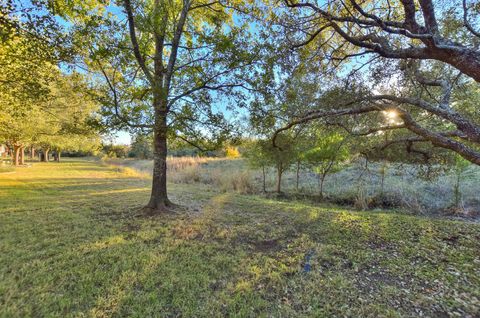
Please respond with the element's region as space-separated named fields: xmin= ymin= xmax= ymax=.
xmin=245 ymin=128 xmax=348 ymax=197
xmin=0 ymin=29 xmax=100 ymax=165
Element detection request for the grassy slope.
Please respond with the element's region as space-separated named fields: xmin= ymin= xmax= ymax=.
xmin=0 ymin=160 xmax=479 ymax=317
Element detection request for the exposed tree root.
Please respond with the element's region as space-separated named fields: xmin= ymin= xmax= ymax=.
xmin=139 ymin=199 xmax=186 ymax=216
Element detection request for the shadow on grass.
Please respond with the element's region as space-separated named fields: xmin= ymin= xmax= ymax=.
xmin=1 ymin=161 xmax=480 ymax=317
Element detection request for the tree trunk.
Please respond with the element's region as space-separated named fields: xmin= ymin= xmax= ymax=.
xmin=42 ymin=149 xmax=50 ymax=162
xmin=10 ymin=146 xmax=14 ymax=163
xmin=145 ymin=103 xmax=171 ymax=212
xmin=53 ymin=150 xmax=60 ymax=162
xmin=13 ymin=145 xmax=20 ymax=166
xmin=276 ymin=163 xmax=283 ymax=193
xmin=454 ymin=173 xmax=461 ymax=208
xmin=19 ymin=146 xmax=25 ymax=165
xmin=295 ymin=161 xmax=300 ymax=192
xmin=320 ymin=173 xmax=326 ymax=200
xmin=262 ymin=165 xmax=266 ymax=193
xmin=31 ymin=146 xmax=35 ymax=160
xmin=380 ymin=161 xmax=386 ymax=196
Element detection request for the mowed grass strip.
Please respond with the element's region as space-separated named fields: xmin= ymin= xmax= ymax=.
xmin=0 ymin=159 xmax=479 ymax=317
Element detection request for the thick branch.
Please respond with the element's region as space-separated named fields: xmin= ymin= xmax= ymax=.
xmin=124 ymin=0 xmax=153 ymax=83
xmin=284 ymin=0 xmax=480 ymax=82
xmin=165 ymin=0 xmax=191 ymax=89
xmin=273 ymin=99 xmax=480 ymax=165
xmin=463 ymin=0 xmax=480 ymax=38
xmin=399 ymin=110 xmax=480 ymax=165
xmin=368 ymin=95 xmax=480 ymax=142
xmin=96 ymin=60 xmax=153 ymax=129
xmin=273 ymin=104 xmax=384 ymax=148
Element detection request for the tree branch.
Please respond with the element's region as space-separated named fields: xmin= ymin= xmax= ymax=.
xmin=123 ymin=0 xmax=153 ymax=83
xmin=165 ymin=0 xmax=192 ymax=89
xmin=463 ymin=0 xmax=480 ymax=38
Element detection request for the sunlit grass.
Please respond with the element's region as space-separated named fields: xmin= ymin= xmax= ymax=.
xmin=0 ymin=159 xmax=479 ymax=317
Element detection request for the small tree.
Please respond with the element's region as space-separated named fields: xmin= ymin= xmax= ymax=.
xmin=102 ymin=144 xmax=129 ymax=159
xmin=452 ymin=156 xmax=471 ymax=209
xmin=244 ymin=135 xmax=297 ymax=194
xmin=243 ymin=140 xmax=269 ymax=193
xmin=304 ymin=132 xmax=349 ymax=199
xmin=291 ymin=134 xmax=311 ymax=192
xmin=265 ymin=135 xmax=297 ymax=194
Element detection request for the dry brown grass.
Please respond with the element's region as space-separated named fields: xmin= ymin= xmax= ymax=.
xmin=167 ymin=156 xmax=218 ymax=172
xmin=103 ymin=156 xmax=219 ymax=174
xmin=210 ymin=169 xmax=255 ymax=194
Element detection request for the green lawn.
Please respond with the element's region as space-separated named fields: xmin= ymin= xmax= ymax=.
xmin=0 ymin=159 xmax=479 ymax=317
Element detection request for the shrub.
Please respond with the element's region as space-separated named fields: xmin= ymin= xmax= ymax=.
xmin=225 ymin=146 xmax=240 ymax=158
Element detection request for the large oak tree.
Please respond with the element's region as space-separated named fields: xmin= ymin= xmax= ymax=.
xmin=84 ymin=0 xmax=257 ymax=212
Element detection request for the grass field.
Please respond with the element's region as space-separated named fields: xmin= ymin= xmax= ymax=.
xmin=1 ymin=159 xmax=479 ymax=317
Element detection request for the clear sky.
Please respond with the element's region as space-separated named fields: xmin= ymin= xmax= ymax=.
xmin=105 ymin=130 xmax=132 ymax=145
xmin=112 ymin=130 xmax=132 ymax=145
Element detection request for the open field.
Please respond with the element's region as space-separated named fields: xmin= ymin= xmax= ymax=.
xmin=1 ymin=159 xmax=480 ymax=317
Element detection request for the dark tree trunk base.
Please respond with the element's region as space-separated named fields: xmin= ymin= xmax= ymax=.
xmin=141 ymin=198 xmax=182 ymax=215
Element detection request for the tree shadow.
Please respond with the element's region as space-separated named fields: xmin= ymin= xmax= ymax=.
xmin=2 ymin=161 xmax=479 ymax=317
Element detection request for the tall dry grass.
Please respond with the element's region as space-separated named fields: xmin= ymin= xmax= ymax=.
xmin=167 ymin=156 xmax=217 ymax=172
xmin=102 ymin=156 xmax=480 ymax=216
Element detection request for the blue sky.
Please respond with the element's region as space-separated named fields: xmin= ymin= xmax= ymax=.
xmin=111 ymin=130 xmax=132 ymax=145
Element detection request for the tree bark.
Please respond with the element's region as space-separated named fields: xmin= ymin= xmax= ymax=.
xmin=319 ymin=173 xmax=326 ymax=200
xmin=454 ymin=173 xmax=461 ymax=208
xmin=56 ymin=151 xmax=61 ymax=162
xmin=42 ymin=149 xmax=50 ymax=162
xmin=276 ymin=162 xmax=283 ymax=193
xmin=145 ymin=101 xmax=171 ymax=212
xmin=13 ymin=145 xmax=20 ymax=166
xmin=19 ymin=146 xmax=25 ymax=165
xmin=380 ymin=161 xmax=386 ymax=196
xmin=53 ymin=150 xmax=61 ymax=162
xmin=31 ymin=146 xmax=35 ymax=160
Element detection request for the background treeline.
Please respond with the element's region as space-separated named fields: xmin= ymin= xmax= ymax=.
xmin=0 ymin=28 xmax=101 ymax=165
xmin=101 ymin=132 xmax=238 ymax=159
